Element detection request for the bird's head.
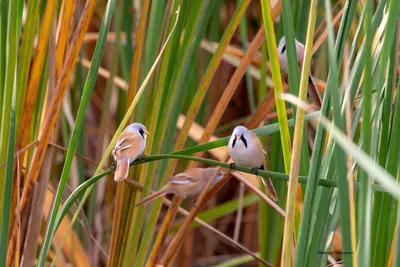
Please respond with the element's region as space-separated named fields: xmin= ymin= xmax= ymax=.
xmin=277 ymin=36 xmax=305 ymax=67
xmin=231 ymin=126 xmax=251 ymax=149
xmin=126 ymin=122 xmax=150 ymax=140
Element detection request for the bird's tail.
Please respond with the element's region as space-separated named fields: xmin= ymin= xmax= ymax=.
xmin=114 ymin=159 xmax=129 ymax=182
xmin=308 ymin=74 xmax=322 ymax=109
xmin=261 ymin=177 xmax=279 ymax=202
xmin=135 ymin=188 xmax=169 ymax=206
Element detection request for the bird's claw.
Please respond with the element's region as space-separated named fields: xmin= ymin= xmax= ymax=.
xmin=250 ymin=168 xmax=258 ymax=175
xmin=190 ymin=198 xmax=198 ymax=209
xmin=136 ymin=154 xmax=147 ymax=161
xmin=229 ymin=163 xmax=236 ymax=172
xmin=110 ymin=161 xmax=117 ymax=169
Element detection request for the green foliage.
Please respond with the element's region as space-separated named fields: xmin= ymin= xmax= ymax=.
xmin=1 ymin=1 xmax=400 ymax=266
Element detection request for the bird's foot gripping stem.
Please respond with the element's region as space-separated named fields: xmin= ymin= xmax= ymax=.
xmin=229 ymin=162 xmax=236 ymax=172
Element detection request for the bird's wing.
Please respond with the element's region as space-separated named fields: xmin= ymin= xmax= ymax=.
xmin=168 ymin=173 xmax=200 ymax=185
xmin=251 ymin=131 xmax=268 ymax=157
xmin=113 ymin=131 xmax=143 ymax=158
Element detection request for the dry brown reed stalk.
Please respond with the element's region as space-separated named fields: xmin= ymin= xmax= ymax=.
xmin=7 ymin=0 xmax=97 ymax=263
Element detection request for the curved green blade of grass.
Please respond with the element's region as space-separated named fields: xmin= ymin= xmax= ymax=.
xmin=0 ymin=79 xmax=17 ymax=264
xmin=144 ymin=1 xmax=252 ymax=264
xmin=394 ymin=203 xmax=400 ymax=266
xmin=128 ymin=2 xmax=218 ymax=265
xmin=176 ymin=112 xmax=318 ymax=156
xmin=259 ymin=2 xmax=293 ymax=262
xmin=280 ymin=0 xmax=300 ymax=97
xmin=284 ymin=95 xmax=400 ymax=198
xmin=371 ymin=0 xmax=400 ymax=265
xmin=238 ymin=0 xmax=255 ymax=112
xmin=0 ymin=0 xmax=19 ymax=260
xmin=15 ymin=0 xmax=40 ymax=133
xmin=54 ymin=147 xmax=388 ymax=236
xmin=280 ymin=0 xmax=318 ymax=265
xmin=213 ymin=253 xmax=260 ymax=267
xmin=358 ymin=0 xmax=373 ymax=266
xmin=297 ymin=1 xmax=358 ymax=265
xmin=324 ymin=1 xmax=353 ymax=267
xmin=259 ymin=0 xmax=291 ymax=172
xmin=49 ymin=7 xmax=181 ymax=264
xmin=37 ymin=0 xmax=116 ymax=264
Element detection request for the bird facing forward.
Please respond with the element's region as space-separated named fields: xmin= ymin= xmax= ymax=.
xmin=135 ymin=167 xmax=224 ymax=206
xmin=277 ymin=36 xmax=322 ymax=108
xmin=228 ymin=126 xmax=278 ymax=201
xmin=112 ymin=122 xmax=149 ymax=182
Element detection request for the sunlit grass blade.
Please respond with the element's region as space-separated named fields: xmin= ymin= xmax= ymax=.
xmin=358 ymin=0 xmax=373 ymax=266
xmin=147 ymin=1 xmax=251 ymax=264
xmin=284 ymin=94 xmax=400 ymax=197
xmin=281 ymin=0 xmax=317 ymax=265
xmin=297 ymin=1 xmax=358 ymax=266
xmin=15 ymin=0 xmax=40 ymax=132
xmin=37 ymin=0 xmax=116 ymax=264
xmin=259 ymin=0 xmax=291 ymax=171
xmin=51 ymin=7 xmax=181 ymax=267
xmin=0 ymin=0 xmax=19 ymax=259
xmin=13 ymin=1 xmax=99 ymax=255
xmin=237 ymin=0 xmax=255 ymax=112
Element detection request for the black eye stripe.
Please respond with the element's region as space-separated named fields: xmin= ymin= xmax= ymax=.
xmin=139 ymin=129 xmax=145 ymax=139
xmin=240 ymin=135 xmax=248 ymax=148
xmin=281 ymin=44 xmax=286 ymax=54
xmin=232 ymin=137 xmax=237 ymax=148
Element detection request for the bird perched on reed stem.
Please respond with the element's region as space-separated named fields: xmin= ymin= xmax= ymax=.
xmin=228 ymin=126 xmax=278 ymax=201
xmin=112 ymin=122 xmax=149 ymax=182
xmin=136 ymin=167 xmax=224 ymax=206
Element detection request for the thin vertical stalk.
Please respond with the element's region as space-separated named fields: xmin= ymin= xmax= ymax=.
xmin=14 ymin=0 xmax=98 ymax=231
xmin=36 ymin=0 xmax=116 ymax=265
xmin=15 ymin=0 xmax=40 ymax=131
xmin=238 ymin=0 xmax=255 ymax=111
xmin=259 ymin=0 xmax=292 ymax=173
xmin=358 ymin=0 xmax=373 ymax=266
xmin=126 ymin=0 xmax=150 ymax=105
xmin=128 ymin=2 xmax=213 ymax=264
xmin=300 ymin=0 xmax=358 ymax=265
xmin=281 ymin=0 xmax=300 ymax=97
xmin=52 ymin=9 xmax=180 ymax=266
xmin=0 ymin=0 xmax=18 ymax=260
xmin=394 ymin=203 xmax=400 ymax=267
xmin=15 ymin=0 xmax=57 ymax=164
xmin=280 ymin=0 xmax=318 ymax=266
xmin=147 ymin=2 xmax=250 ymax=264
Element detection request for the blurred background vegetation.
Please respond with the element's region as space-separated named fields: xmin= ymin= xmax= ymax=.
xmin=1 ymin=0 xmax=400 ymax=266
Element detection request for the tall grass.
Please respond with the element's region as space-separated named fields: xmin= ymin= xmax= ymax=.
xmin=0 ymin=0 xmax=399 ymax=266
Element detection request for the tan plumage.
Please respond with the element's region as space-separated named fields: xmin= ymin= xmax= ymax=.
xmin=136 ymin=167 xmax=224 ymax=206
xmin=112 ymin=123 xmax=149 ymax=182
xmin=229 ymin=126 xmax=278 ymax=201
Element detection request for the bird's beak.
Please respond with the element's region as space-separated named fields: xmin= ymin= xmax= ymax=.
xmin=144 ymin=130 xmax=150 ymax=135
xmin=236 ymin=136 xmax=240 ymax=141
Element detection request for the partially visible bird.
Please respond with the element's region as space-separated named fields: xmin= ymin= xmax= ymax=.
xmin=112 ymin=122 xmax=149 ymax=182
xmin=277 ymin=36 xmax=322 ymax=108
xmin=228 ymin=126 xmax=278 ymax=201
xmin=135 ymin=167 xmax=225 ymax=206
